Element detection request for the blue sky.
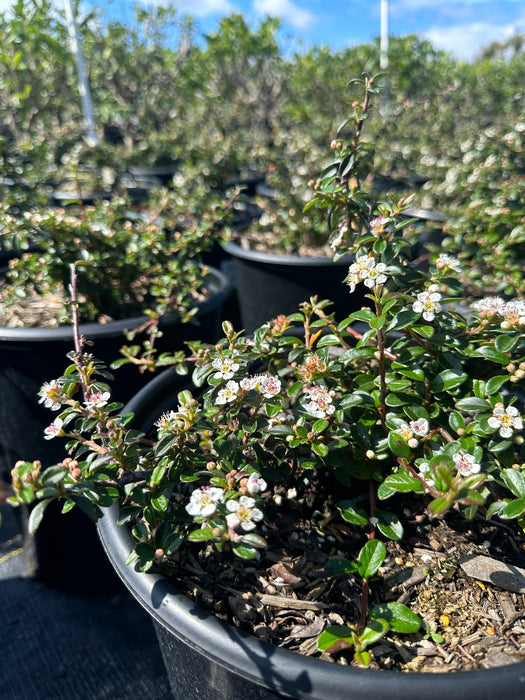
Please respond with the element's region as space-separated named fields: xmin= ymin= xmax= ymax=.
xmin=137 ymin=0 xmax=525 ymax=61
xmin=1 ymin=0 xmax=524 ymax=61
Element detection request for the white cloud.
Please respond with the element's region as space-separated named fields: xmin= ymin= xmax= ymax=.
xmin=149 ymin=0 xmax=238 ymax=16
xmin=397 ymin=0 xmax=521 ymax=8
xmin=253 ymin=0 xmax=316 ymax=31
xmin=424 ymin=20 xmax=523 ymax=60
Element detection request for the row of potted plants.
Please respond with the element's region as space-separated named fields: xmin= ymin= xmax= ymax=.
xmin=2 ymin=74 xmax=524 ymax=697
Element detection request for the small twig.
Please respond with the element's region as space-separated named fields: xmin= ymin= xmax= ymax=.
xmin=68 ymin=262 xmax=90 ymax=401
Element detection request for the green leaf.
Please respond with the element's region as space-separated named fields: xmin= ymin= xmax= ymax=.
xmin=387 ymin=431 xmax=411 ymax=458
xmin=428 ymin=496 xmax=453 ymax=517
xmin=347 ymin=308 xmax=376 ymax=323
xmin=430 ymin=369 xmax=467 ymax=393
xmin=455 ymin=397 xmax=491 ymax=411
xmin=287 ymin=381 xmax=303 ymax=397
xmin=413 ymin=325 xmax=434 ymax=339
xmin=232 ymin=542 xmax=258 ymax=559
xmin=187 ymin=527 xmax=216 ymax=541
xmin=385 ymin=392 xmax=414 ymax=407
xmin=500 ymin=498 xmax=525 ymax=519
xmin=376 ymin=509 xmax=404 ymax=540
xmin=317 ymin=625 xmax=354 ymax=653
xmin=313 ymin=419 xmax=329 ymax=434
xmin=312 ymin=442 xmax=328 ymax=457
xmin=358 ymin=619 xmax=389 ymax=644
xmin=389 ymin=310 xmax=417 ymax=331
xmin=495 ymin=335 xmax=520 ymax=353
xmin=324 ymin=558 xmax=359 ymax=578
xmin=449 ymin=411 xmax=465 ymax=432
xmin=501 ymin=469 xmax=525 ymax=498
xmin=357 ymin=539 xmax=386 ymax=579
xmin=162 ymin=532 xmax=183 ymax=555
xmin=241 ymin=532 xmax=267 ymax=548
xmin=41 ymin=466 xmax=68 ymax=486
xmin=135 ymin=542 xmax=156 ymax=560
xmin=371 ymin=603 xmax=420 ymax=634
xmin=378 ymin=472 xmax=424 ymax=500
xmin=28 ymin=498 xmax=52 ymax=534
xmin=473 ymin=345 xmax=511 ymax=365
xmin=336 ymin=500 xmax=369 ymax=526
xmin=485 ymin=375 xmax=510 ymax=395
xmin=152 ymin=494 xmax=169 ymax=512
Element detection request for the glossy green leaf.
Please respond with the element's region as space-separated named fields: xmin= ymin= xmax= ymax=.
xmin=370 ymin=603 xmax=420 ymax=633
xmin=357 ymin=539 xmax=386 ymax=579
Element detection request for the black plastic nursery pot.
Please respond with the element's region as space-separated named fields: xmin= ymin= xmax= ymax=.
xmin=0 ymin=266 xmax=231 ymax=590
xmin=221 ymin=240 xmax=366 ymax=333
xmin=0 ymin=265 xmax=231 ymax=475
xmin=97 ymin=368 xmax=525 ymax=700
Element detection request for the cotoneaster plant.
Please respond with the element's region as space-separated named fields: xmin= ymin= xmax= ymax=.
xmin=5 ymin=75 xmax=525 ymax=669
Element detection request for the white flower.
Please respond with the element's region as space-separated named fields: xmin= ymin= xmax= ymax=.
xmin=38 ymin=380 xmax=63 ymax=411
xmin=436 ymin=254 xmax=461 ymax=272
xmin=364 ymin=261 xmax=388 ymax=288
xmin=286 ymin=487 xmax=298 ymax=500
xmin=84 ymin=391 xmax=111 ymax=410
xmin=246 ymin=472 xmax=267 ymax=494
xmin=240 ymin=374 xmax=281 ymax=398
xmin=370 ymin=216 xmax=386 ymax=236
xmin=226 ymin=496 xmax=264 ymax=532
xmin=488 ymin=404 xmax=523 ymax=439
xmin=304 ymin=385 xmax=336 ymax=418
xmin=255 ymin=374 xmax=281 ymax=398
xmin=471 ymin=296 xmax=506 ymax=317
xmin=411 ymin=417 xmax=429 ymax=438
xmin=500 ymin=300 xmax=525 ymax=331
xmin=155 ymin=410 xmax=180 ymax=434
xmin=346 ymin=254 xmax=388 ymax=293
xmin=412 ymin=284 xmax=442 ymax=321
xmin=212 ymin=356 xmax=240 ymax=380
xmin=216 ymin=380 xmax=240 ymax=405
xmin=417 ymin=461 xmax=435 ymax=487
xmin=453 ymin=451 xmax=481 ymax=477
xmin=397 ymin=418 xmax=429 ymax=449
xmin=44 ymin=417 xmax=64 ymax=440
xmin=186 ymin=487 xmax=224 ymax=518
xmin=240 ymin=376 xmax=257 ymax=391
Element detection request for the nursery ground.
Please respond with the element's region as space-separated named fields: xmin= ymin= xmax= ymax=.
xmin=0 ymin=502 xmax=172 ymax=700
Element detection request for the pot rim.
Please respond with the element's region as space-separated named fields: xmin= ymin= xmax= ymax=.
xmin=96 ymin=367 xmax=525 ymax=700
xmin=0 ymin=265 xmax=231 ymax=343
xmin=222 ymin=239 xmax=353 ymax=267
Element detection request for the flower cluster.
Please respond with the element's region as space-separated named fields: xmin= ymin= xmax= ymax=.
xmin=304 ymin=385 xmax=336 ymax=419
xmin=395 ymin=418 xmax=429 ymax=449
xmin=346 ymin=254 xmax=388 ymax=293
xmin=472 ymin=297 xmax=525 ymax=331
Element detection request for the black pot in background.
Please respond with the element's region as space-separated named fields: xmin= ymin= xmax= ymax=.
xmin=221 ymin=240 xmax=366 ymax=333
xmin=96 ymin=367 xmax=525 ymax=700
xmin=0 ymin=266 xmax=231 ymax=590
xmin=127 ymin=162 xmax=179 ymax=187
xmin=400 ymin=207 xmax=446 ymax=264
xmin=0 ymin=264 xmax=231 ymax=475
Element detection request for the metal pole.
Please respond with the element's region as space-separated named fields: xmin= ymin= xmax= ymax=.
xmin=63 ymin=0 xmax=98 ymax=144
xmin=380 ymin=0 xmax=389 ymax=113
